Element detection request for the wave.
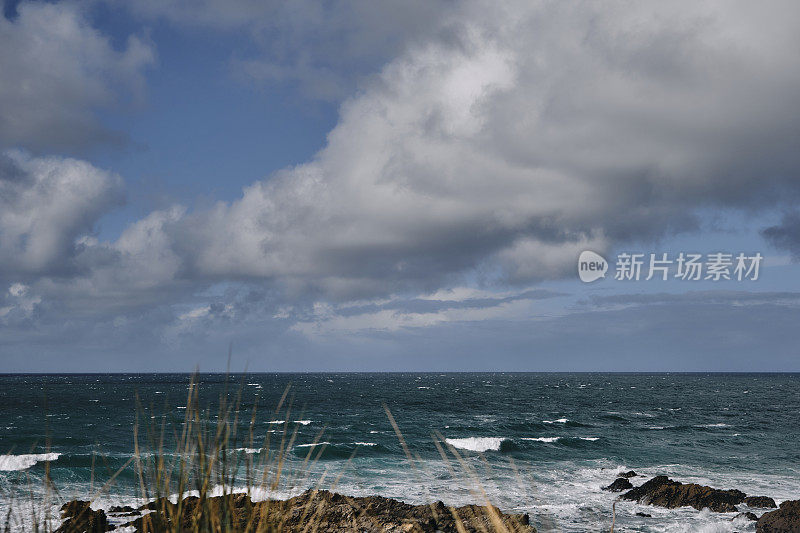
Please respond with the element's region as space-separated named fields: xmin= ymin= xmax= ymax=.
xmin=268 ymin=420 xmax=312 ymax=425
xmin=444 ymin=437 xmax=510 ymax=452
xmin=0 ymin=453 xmax=61 ymax=471
xmin=542 ymin=418 xmax=569 ymax=424
xmin=353 ymin=442 xmax=377 ymax=446
xmin=522 ymin=437 xmax=599 ymax=443
xmin=232 ymin=448 xmax=262 ymax=454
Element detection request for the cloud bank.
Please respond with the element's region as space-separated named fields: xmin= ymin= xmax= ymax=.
xmin=2 ymin=1 xmax=800 ymax=367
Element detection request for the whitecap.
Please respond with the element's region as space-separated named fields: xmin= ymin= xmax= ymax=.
xmin=522 ymin=437 xmax=559 ymax=443
xmin=0 ymin=453 xmax=61 ymax=471
xmin=542 ymin=418 xmax=569 ymax=424
xmin=445 ymin=437 xmax=507 ymax=452
xmin=295 ymin=442 xmax=330 ymax=448
xmin=353 ymin=442 xmax=377 ymax=446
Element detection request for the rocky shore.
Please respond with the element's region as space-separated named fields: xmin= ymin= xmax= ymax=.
xmin=53 ymin=472 xmax=800 ymax=532
xmin=55 ymin=489 xmax=535 ymax=533
xmin=603 ymin=471 xmax=799 ymax=532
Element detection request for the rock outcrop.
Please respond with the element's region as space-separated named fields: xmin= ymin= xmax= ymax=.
xmin=621 ymin=475 xmax=746 ymax=513
xmin=55 ymin=500 xmax=111 ymax=532
xmin=756 ymin=500 xmax=800 ymax=532
xmin=603 ymin=477 xmax=633 ymax=492
xmin=55 ymin=489 xmax=535 ymax=532
xmin=746 ymin=496 xmax=778 ymax=509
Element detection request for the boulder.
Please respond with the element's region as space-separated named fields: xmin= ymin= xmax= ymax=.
xmin=746 ymin=497 xmax=778 ymax=509
xmin=55 ymin=501 xmax=110 ymax=533
xmin=635 ymin=512 xmax=652 ymax=517
xmin=603 ymin=478 xmax=633 ymax=492
xmin=618 ymin=471 xmax=638 ymax=478
xmin=736 ymin=511 xmax=758 ymax=521
xmin=621 ymin=476 xmax=745 ymax=513
xmin=756 ymin=500 xmax=800 ymax=532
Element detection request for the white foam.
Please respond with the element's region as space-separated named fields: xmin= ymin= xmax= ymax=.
xmin=353 ymin=442 xmax=377 ymax=446
xmin=269 ymin=420 xmax=312 ymax=425
xmin=445 ymin=437 xmax=506 ymax=452
xmin=233 ymin=448 xmax=262 ymax=454
xmin=543 ymin=418 xmax=569 ymax=424
xmin=522 ymin=436 xmax=598 ymax=443
xmin=295 ymin=442 xmax=330 ymax=448
xmin=0 ymin=452 xmax=61 ymax=471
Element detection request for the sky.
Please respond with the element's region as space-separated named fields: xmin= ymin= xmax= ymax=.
xmin=1 ymin=0 xmax=800 ymax=372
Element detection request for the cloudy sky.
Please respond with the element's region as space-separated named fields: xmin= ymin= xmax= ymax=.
xmin=1 ymin=0 xmax=799 ymax=372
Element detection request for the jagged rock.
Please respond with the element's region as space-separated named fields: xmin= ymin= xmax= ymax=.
xmin=756 ymin=500 xmax=800 ymax=532
xmin=61 ymin=501 xmax=91 ymax=518
xmin=621 ymin=476 xmax=745 ymax=513
xmin=618 ymin=471 xmax=638 ymax=478
xmin=109 ymin=505 xmax=137 ymax=513
xmin=746 ymin=497 xmax=778 ymax=509
xmin=603 ymin=478 xmax=633 ymax=492
xmin=122 ymin=489 xmax=536 ymax=532
xmin=736 ymin=511 xmax=758 ymax=521
xmin=55 ymin=501 xmax=111 ymax=533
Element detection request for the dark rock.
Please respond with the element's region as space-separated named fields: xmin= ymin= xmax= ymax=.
xmin=618 ymin=471 xmax=638 ymax=478
xmin=746 ymin=497 xmax=778 ymax=509
xmin=756 ymin=500 xmax=800 ymax=532
xmin=736 ymin=511 xmax=758 ymax=521
xmin=621 ymin=475 xmax=673 ymax=502
xmin=108 ymin=505 xmax=137 ymax=513
xmin=603 ymin=477 xmax=633 ymax=492
xmin=55 ymin=501 xmax=111 ymax=532
xmin=61 ymin=501 xmax=91 ymax=518
xmin=125 ymin=489 xmax=536 ymax=532
xmin=636 ymin=512 xmax=652 ymax=517
xmin=621 ymin=476 xmax=745 ymax=513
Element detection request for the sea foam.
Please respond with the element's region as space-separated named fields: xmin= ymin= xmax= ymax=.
xmin=444 ymin=437 xmax=506 ymax=452
xmin=0 ymin=453 xmax=61 ymax=471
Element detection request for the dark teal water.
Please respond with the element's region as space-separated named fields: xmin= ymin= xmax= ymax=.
xmin=1 ymin=373 xmax=798 ymax=532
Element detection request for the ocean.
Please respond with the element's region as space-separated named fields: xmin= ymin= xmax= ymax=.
xmin=1 ymin=373 xmax=798 ymax=532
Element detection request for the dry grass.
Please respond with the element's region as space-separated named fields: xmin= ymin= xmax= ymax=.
xmin=2 ymin=374 xmax=550 ymax=532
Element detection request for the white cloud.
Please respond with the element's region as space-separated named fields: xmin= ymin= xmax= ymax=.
xmin=0 ymin=2 xmax=155 ymax=150
xmin=0 ymin=151 xmax=123 ymax=275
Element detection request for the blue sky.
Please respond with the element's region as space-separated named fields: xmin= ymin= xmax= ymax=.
xmin=1 ymin=0 xmax=800 ymax=371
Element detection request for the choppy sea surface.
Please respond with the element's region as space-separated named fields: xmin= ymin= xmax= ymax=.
xmin=1 ymin=373 xmax=798 ymax=532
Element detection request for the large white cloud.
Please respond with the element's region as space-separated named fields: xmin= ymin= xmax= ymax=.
xmin=0 ymin=2 xmax=155 ymax=150
xmin=156 ymin=1 xmax=800 ymax=297
xmin=0 ymin=151 xmax=123 ymax=276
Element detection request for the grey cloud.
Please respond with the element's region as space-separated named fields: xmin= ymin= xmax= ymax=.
xmin=5 ymin=1 xmax=800 ymax=365
xmin=762 ymin=212 xmax=800 ymax=259
xmin=0 ymin=151 xmax=123 ymax=277
xmin=0 ymin=2 xmax=155 ymax=151
xmin=148 ymin=1 xmax=800 ymax=297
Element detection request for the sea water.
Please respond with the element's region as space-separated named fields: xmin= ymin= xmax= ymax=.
xmin=1 ymin=373 xmax=798 ymax=532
